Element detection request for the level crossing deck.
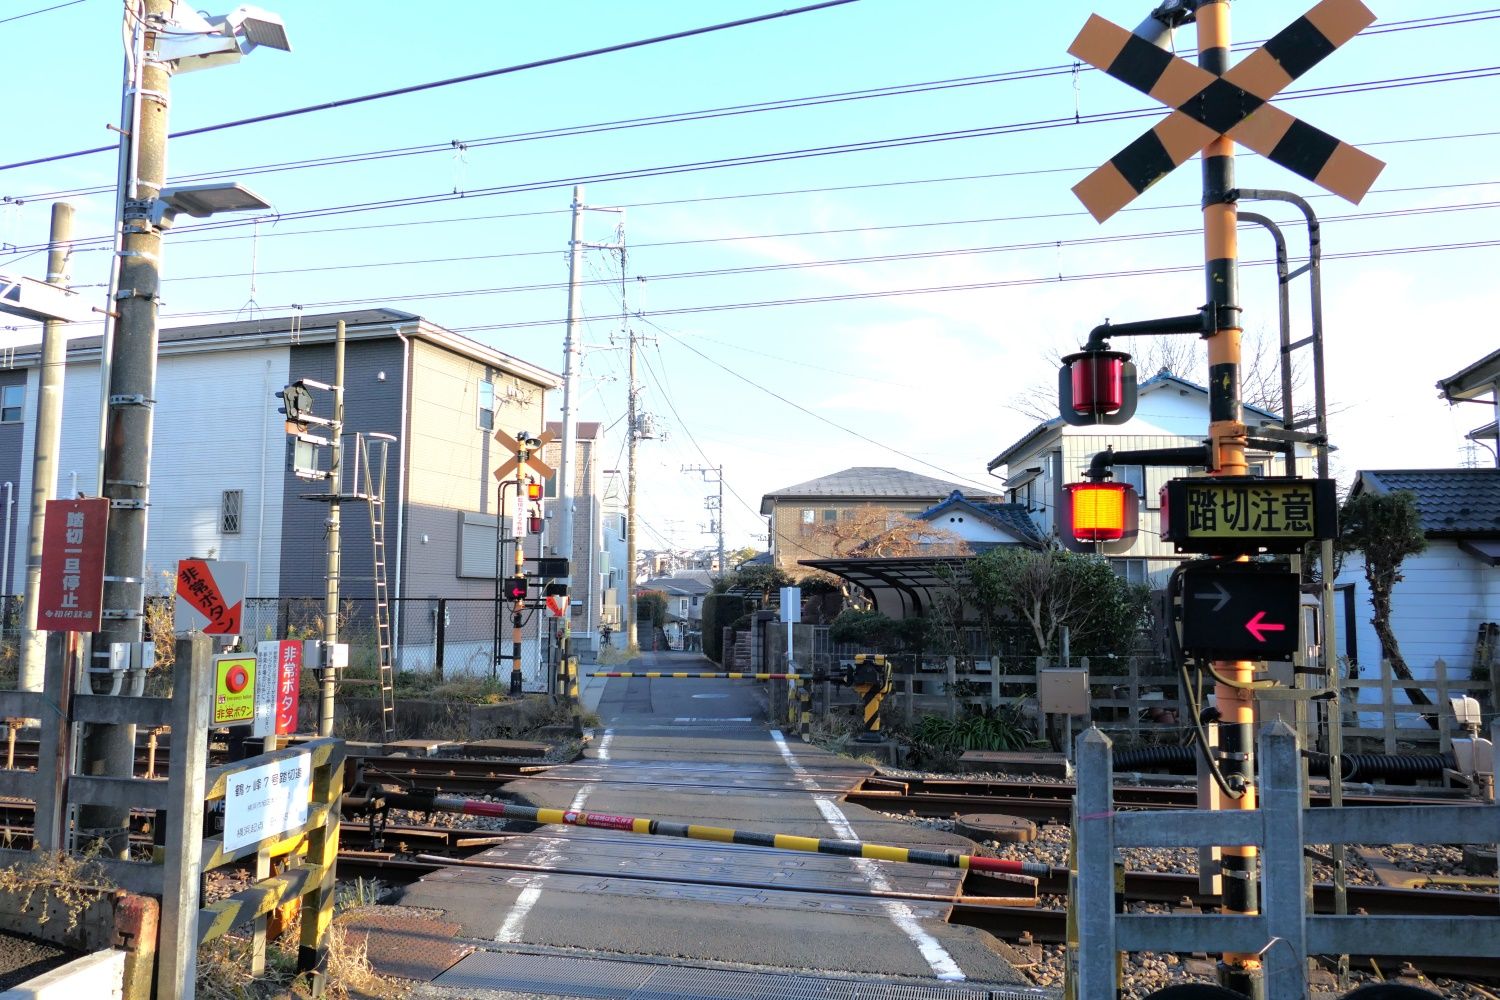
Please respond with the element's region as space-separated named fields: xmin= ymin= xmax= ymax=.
xmin=392 ymin=651 xmax=1035 ymax=996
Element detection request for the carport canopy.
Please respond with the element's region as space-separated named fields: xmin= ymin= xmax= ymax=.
xmin=799 ymin=556 xmax=973 ymax=619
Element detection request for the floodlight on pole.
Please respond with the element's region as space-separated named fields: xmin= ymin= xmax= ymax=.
xmin=151 ymin=2 xmax=291 ymax=73
xmin=152 ymin=182 xmax=272 ymax=227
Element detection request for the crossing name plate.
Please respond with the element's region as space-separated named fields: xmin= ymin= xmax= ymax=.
xmin=1160 ymin=477 xmax=1336 ymax=553
xmin=222 ymin=752 xmax=311 ymax=852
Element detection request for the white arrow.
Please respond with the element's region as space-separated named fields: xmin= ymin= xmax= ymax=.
xmin=1193 ymin=580 xmax=1231 ymax=613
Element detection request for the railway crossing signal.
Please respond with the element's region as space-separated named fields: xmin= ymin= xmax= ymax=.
xmin=1068 ymin=0 xmax=1385 ymax=221
xmin=494 ymin=428 xmax=556 ymax=481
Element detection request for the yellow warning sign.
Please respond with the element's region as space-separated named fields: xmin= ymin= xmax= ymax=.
xmin=214 ymin=654 xmax=256 ymax=726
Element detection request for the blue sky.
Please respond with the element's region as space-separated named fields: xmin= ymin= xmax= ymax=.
xmin=2 ymin=1 xmax=1497 ymax=552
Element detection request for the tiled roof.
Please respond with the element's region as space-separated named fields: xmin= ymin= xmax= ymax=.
xmin=1355 ymin=469 xmax=1500 ymax=537
xmin=760 ymin=467 xmax=994 ymax=514
xmin=916 ymin=491 xmax=1045 ymax=546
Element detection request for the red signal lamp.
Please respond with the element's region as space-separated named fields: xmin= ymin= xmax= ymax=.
xmin=1062 ymin=481 xmax=1138 ymax=554
xmin=1058 ymin=349 xmax=1138 ymax=426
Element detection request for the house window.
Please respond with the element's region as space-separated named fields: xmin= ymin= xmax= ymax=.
xmin=221 ymin=490 xmax=243 ymax=534
xmin=617 ymin=514 xmax=627 ymax=540
xmin=1112 ymin=558 xmax=1147 ymax=586
xmin=801 ymin=509 xmax=815 ymax=524
xmin=0 ymin=385 xmax=23 ymax=423
xmin=477 ymin=379 xmax=494 ymax=430
xmin=822 ymin=508 xmax=838 ymax=523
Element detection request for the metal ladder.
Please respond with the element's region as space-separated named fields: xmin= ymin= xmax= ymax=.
xmin=357 ymin=433 xmax=397 ymax=739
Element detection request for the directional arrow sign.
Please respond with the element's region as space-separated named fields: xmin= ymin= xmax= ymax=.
xmin=1179 ymin=564 xmax=1300 ymax=661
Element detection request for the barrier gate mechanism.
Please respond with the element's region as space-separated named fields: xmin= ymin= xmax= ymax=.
xmin=1071 ymin=721 xmax=1500 ymax=998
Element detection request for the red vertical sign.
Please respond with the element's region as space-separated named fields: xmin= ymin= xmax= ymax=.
xmin=275 ymin=640 xmax=302 ymax=735
xmin=37 ymin=498 xmax=109 ymax=632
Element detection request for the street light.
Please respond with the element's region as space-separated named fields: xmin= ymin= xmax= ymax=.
xmin=153 ymin=182 xmax=272 ymax=227
xmin=152 ymin=2 xmax=291 ymax=73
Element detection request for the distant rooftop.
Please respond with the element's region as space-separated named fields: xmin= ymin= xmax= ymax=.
xmin=1353 ymin=468 xmax=1500 ymax=537
xmin=760 ymin=466 xmax=994 ymax=514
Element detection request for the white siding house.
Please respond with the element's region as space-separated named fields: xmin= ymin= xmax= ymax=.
xmin=1333 ymin=469 xmax=1500 ymax=683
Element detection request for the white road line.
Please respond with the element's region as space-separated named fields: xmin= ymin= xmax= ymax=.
xmin=769 ymin=729 xmax=966 ymax=982
xmin=495 ymin=728 xmax=613 ymax=942
xmin=673 ymin=716 xmax=752 ymax=723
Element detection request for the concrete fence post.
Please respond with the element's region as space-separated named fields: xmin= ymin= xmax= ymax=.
xmin=1074 ymin=727 xmax=1116 ymax=996
xmin=1258 ymin=722 xmax=1308 ymax=997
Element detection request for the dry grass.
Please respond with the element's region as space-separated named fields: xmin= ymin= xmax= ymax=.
xmin=196 ymin=916 xmax=404 ymax=1000
xmin=0 ymin=849 xmax=115 ymax=935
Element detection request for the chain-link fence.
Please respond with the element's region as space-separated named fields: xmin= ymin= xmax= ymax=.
xmin=237 ymin=596 xmax=556 ymax=692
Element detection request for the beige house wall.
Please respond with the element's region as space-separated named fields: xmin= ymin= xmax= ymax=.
xmin=406 ymin=339 xmax=548 ymax=514
xmin=769 ymin=497 xmax=938 ymax=576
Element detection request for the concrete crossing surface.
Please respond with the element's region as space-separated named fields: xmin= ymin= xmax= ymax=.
xmin=391 ymin=650 xmax=1046 ymax=999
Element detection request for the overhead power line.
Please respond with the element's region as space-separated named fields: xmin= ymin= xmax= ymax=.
xmin=0 ymin=0 xmax=865 ymax=173
xmin=0 ymin=0 xmax=85 ymax=26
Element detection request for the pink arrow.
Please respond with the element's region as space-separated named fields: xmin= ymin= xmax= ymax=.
xmin=1245 ymin=611 xmax=1287 ymax=643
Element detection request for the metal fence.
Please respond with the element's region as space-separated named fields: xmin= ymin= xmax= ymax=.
xmin=224 ymin=596 xmax=555 ymax=692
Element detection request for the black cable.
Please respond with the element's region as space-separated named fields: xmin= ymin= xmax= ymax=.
xmin=0 ymin=0 xmax=866 ymax=173
xmin=6 ymin=6 xmax=1492 ymax=184
xmin=7 ymin=66 xmax=1494 ymax=257
xmin=0 ymin=0 xmax=84 ymax=26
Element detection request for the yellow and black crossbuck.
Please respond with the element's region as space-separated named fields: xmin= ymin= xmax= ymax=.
xmin=1069 ymin=0 xmax=1385 ymax=222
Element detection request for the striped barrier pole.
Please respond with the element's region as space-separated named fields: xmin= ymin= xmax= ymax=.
xmin=852 ymin=654 xmax=891 ymax=743
xmin=589 ymin=672 xmax=812 ymax=680
xmin=798 ymin=683 xmax=812 ymax=742
xmin=382 ymin=789 xmax=1057 ymax=879
xmin=567 ymin=656 xmax=580 ymax=702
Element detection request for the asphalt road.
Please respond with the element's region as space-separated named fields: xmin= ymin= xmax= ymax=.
xmin=399 ymin=649 xmax=1032 ymax=995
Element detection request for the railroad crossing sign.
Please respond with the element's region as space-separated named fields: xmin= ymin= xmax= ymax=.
xmin=1160 ymin=476 xmax=1337 ymax=553
xmin=1069 ymin=0 xmax=1385 ymax=221
xmin=493 ymin=429 xmax=555 ymax=481
xmin=1178 ymin=563 xmax=1300 ymax=661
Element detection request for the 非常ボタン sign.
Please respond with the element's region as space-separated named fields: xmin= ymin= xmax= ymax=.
xmin=1160 ymin=477 xmax=1337 ymax=553
xmin=175 ymin=558 xmax=246 ymax=635
xmin=222 ymin=751 xmax=311 ymax=852
xmin=37 ymin=498 xmax=109 ymax=632
xmin=214 ymin=653 xmax=256 ymax=726
xmin=1067 ymin=0 xmax=1384 ymax=221
xmin=1179 ymin=563 xmax=1301 ymax=661
xmin=253 ymin=640 xmax=303 ymax=737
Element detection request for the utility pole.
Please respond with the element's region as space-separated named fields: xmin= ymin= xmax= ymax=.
xmin=18 ymin=202 xmax=75 ymax=692
xmin=1196 ymin=4 xmax=1256 ymax=995
xmin=83 ymin=0 xmax=174 ymax=857
xmin=625 ymin=291 xmax=639 ymax=651
xmin=683 ymin=465 xmax=725 ymax=578
xmin=556 ymin=188 xmax=584 ymax=589
xmin=319 ymin=321 xmax=345 ymax=737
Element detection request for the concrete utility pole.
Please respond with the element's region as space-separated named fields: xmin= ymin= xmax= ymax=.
xmin=556 ymin=188 xmax=585 ymax=585
xmin=18 ymin=202 xmax=75 ymax=692
xmin=319 ymin=321 xmax=345 ymax=737
xmin=625 ymin=305 xmax=640 ymax=651
xmin=683 ymin=465 xmax=725 ymax=578
xmin=83 ymin=0 xmax=175 ymax=856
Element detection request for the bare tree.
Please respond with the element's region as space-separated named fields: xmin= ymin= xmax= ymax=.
xmin=810 ymin=508 xmax=970 ymax=559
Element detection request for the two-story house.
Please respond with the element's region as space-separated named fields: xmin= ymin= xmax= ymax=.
xmin=0 ymin=308 xmax=561 ymax=682
xmin=986 ymin=372 xmax=1307 ymax=587
xmin=759 ymin=467 xmax=1002 ymax=578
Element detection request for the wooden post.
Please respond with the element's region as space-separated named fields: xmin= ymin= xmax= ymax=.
xmin=1381 ymin=660 xmax=1396 ymax=754
xmin=33 ymin=632 xmax=73 ymax=854
xmin=945 ymin=656 xmax=957 ymax=719
xmin=156 ymin=634 xmax=215 ymax=1000
xmin=1435 ymin=658 xmax=1450 ymax=754
xmin=1034 ymin=656 xmax=1048 ymax=743
xmin=1129 ymin=656 xmax=1141 ymax=742
xmin=902 ymin=675 xmax=913 ymax=727
xmin=989 ymin=655 xmax=1001 ymax=715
